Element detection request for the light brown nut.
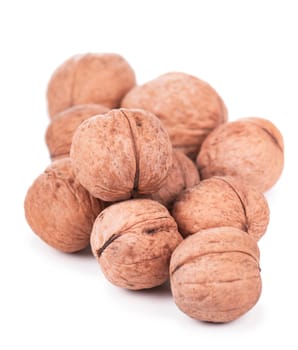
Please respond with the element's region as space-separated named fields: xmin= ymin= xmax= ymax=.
xmin=70 ymin=108 xmax=173 ymax=202
xmin=197 ymin=117 xmax=284 ymax=192
xmin=170 ymin=227 xmax=262 ymax=323
xmin=91 ymin=199 xmax=183 ymax=290
xmin=172 ymin=176 xmax=269 ymax=241
xmin=121 ymin=72 xmax=227 ymax=159
xmin=150 ymin=150 xmax=200 ymax=208
xmin=47 ymin=53 xmax=136 ymax=117
xmin=45 ymin=104 xmax=109 ymax=160
xmin=24 ymin=158 xmax=103 ymax=253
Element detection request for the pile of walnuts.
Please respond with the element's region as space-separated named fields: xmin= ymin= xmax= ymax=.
xmin=24 ymin=53 xmax=284 ymax=324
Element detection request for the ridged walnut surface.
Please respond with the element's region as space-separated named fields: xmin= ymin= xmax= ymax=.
xmin=45 ymin=104 xmax=109 ymax=160
xmin=172 ymin=176 xmax=269 ymax=241
xmin=121 ymin=72 xmax=227 ymax=158
xmin=170 ymin=227 xmax=262 ymax=323
xmin=70 ymin=108 xmax=173 ymax=201
xmin=47 ymin=53 xmax=136 ymax=117
xmin=91 ymin=199 xmax=183 ymax=290
xmin=150 ymin=150 xmax=200 ymax=208
xmin=24 ymin=158 xmax=103 ymax=253
xmin=197 ymin=117 xmax=284 ymax=192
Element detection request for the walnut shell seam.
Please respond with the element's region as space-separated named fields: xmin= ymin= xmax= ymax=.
xmin=95 ymin=216 xmax=176 ymax=258
xmin=120 ymin=109 xmax=140 ymax=195
xmin=244 ymin=119 xmax=283 ymax=152
xmin=171 ymin=250 xmax=260 ymax=276
xmin=213 ymin=176 xmax=249 ymax=232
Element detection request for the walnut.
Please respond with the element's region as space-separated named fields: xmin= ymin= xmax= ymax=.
xmin=90 ymin=199 xmax=183 ymax=290
xmin=121 ymin=72 xmax=227 ymax=158
xmin=24 ymin=158 xmax=103 ymax=253
xmin=197 ymin=117 xmax=284 ymax=192
xmin=172 ymin=176 xmax=269 ymax=241
xmin=170 ymin=226 xmax=262 ymax=323
xmin=45 ymin=104 xmax=109 ymax=160
xmin=47 ymin=53 xmax=136 ymax=117
xmin=70 ymin=108 xmax=173 ymax=202
xmin=150 ymin=150 xmax=200 ymax=208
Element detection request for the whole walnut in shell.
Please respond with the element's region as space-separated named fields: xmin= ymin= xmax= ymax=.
xmin=197 ymin=117 xmax=284 ymax=192
xmin=70 ymin=108 xmax=173 ymax=202
xmin=91 ymin=199 xmax=183 ymax=290
xmin=121 ymin=72 xmax=227 ymax=158
xmin=172 ymin=176 xmax=269 ymax=241
xmin=170 ymin=227 xmax=262 ymax=323
xmin=149 ymin=150 xmax=200 ymax=208
xmin=46 ymin=104 xmax=109 ymax=160
xmin=47 ymin=53 xmax=136 ymax=117
xmin=24 ymin=158 xmax=103 ymax=253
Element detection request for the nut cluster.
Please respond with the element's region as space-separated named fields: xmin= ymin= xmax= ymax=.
xmin=24 ymin=52 xmax=284 ymax=324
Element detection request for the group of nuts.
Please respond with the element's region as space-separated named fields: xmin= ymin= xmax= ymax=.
xmin=24 ymin=53 xmax=284 ymax=323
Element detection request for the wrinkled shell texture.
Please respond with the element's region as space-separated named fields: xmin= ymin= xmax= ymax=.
xmin=24 ymin=158 xmax=103 ymax=253
xmin=46 ymin=104 xmax=109 ymax=160
xmin=70 ymin=108 xmax=173 ymax=201
xmin=47 ymin=53 xmax=136 ymax=117
xmin=170 ymin=227 xmax=262 ymax=323
xmin=172 ymin=176 xmax=269 ymax=241
xmin=197 ymin=117 xmax=284 ymax=192
xmin=121 ymin=72 xmax=227 ymax=158
xmin=150 ymin=150 xmax=200 ymax=208
xmin=91 ymin=199 xmax=183 ymax=290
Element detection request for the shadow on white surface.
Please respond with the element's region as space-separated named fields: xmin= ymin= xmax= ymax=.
xmin=124 ymin=280 xmax=172 ymax=300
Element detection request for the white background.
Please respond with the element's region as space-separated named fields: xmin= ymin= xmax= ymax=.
xmin=1 ymin=1 xmax=297 ymax=349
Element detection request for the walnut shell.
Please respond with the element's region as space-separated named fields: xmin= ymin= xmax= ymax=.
xmin=172 ymin=176 xmax=269 ymax=241
xmin=121 ymin=72 xmax=227 ymax=158
xmin=197 ymin=117 xmax=284 ymax=192
xmin=91 ymin=199 xmax=183 ymax=290
xmin=45 ymin=104 xmax=109 ymax=160
xmin=170 ymin=227 xmax=262 ymax=323
xmin=47 ymin=53 xmax=136 ymax=117
xmin=70 ymin=108 xmax=173 ymax=202
xmin=150 ymin=150 xmax=200 ymax=208
xmin=24 ymin=158 xmax=103 ymax=253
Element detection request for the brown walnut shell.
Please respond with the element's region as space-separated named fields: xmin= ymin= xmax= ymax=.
xmin=150 ymin=150 xmax=200 ymax=208
xmin=170 ymin=227 xmax=262 ymax=323
xmin=24 ymin=158 xmax=103 ymax=253
xmin=45 ymin=104 xmax=109 ymax=160
xmin=121 ymin=72 xmax=227 ymax=159
xmin=47 ymin=53 xmax=136 ymax=117
xmin=197 ymin=117 xmax=284 ymax=192
xmin=172 ymin=176 xmax=269 ymax=241
xmin=70 ymin=108 xmax=173 ymax=202
xmin=91 ymin=199 xmax=183 ymax=290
